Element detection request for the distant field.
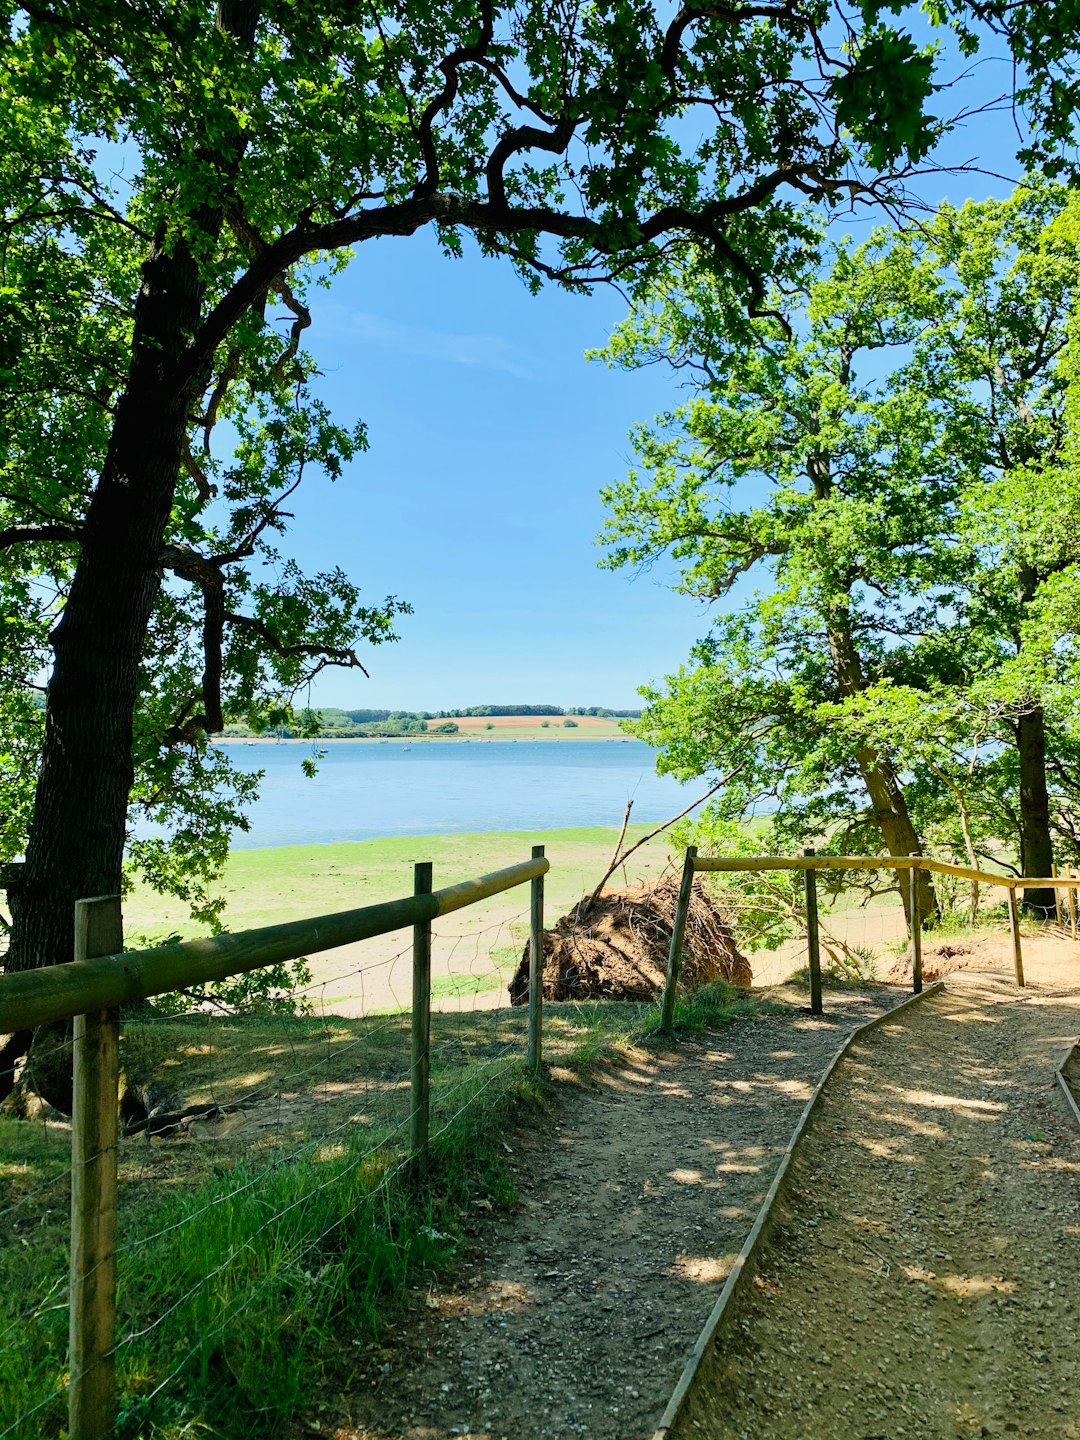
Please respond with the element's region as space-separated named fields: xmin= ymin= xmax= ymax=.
xmin=227 ymin=714 xmax=635 ymax=742
xmin=444 ymin=714 xmax=627 ymax=739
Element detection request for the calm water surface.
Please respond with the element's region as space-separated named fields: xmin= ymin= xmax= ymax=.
xmin=213 ymin=739 xmax=688 ymax=848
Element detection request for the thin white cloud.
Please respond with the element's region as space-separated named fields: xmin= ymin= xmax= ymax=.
xmin=324 ymin=308 xmax=531 ymax=378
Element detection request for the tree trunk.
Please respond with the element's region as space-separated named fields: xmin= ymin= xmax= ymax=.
xmin=853 ymin=746 xmax=937 ymax=925
xmin=805 ymin=445 xmax=936 ymax=925
xmin=2 ymin=245 xmax=203 ymax=1107
xmin=1016 ymin=705 xmax=1056 ymax=917
xmin=0 ymin=1 xmax=261 ymax=1113
xmin=824 ymin=595 xmax=938 ymax=924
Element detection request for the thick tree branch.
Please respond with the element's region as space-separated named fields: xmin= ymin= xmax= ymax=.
xmin=182 ymin=437 xmax=216 ymax=501
xmin=413 ymin=0 xmax=497 ymax=198
xmin=182 ymin=170 xmax=845 ymax=391
xmin=159 ymin=545 xmax=227 ymax=737
xmin=0 ymin=521 xmax=83 ymax=550
xmin=161 ymin=536 xmax=372 ymax=739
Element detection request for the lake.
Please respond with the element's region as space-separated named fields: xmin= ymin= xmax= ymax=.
xmin=211 ymin=739 xmax=690 ymax=848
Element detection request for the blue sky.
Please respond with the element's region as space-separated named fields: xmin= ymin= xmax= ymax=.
xmin=284 ymin=40 xmax=1027 ymax=716
xmin=286 ymin=237 xmax=719 ymax=713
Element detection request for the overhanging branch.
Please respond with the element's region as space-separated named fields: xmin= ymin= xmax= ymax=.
xmin=182 ymin=174 xmax=839 ymax=390
xmin=223 ymin=610 xmax=370 ymax=677
xmin=0 ymin=521 xmax=83 ymax=550
xmin=161 ymin=540 xmax=371 ymax=742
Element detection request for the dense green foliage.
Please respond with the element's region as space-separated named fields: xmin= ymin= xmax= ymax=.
xmin=596 ymin=180 xmax=1080 ymax=895
xmin=2 ymin=0 xmax=1078 ymax=968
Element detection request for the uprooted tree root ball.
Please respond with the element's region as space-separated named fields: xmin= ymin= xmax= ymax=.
xmin=509 ymin=875 xmax=752 ymax=1005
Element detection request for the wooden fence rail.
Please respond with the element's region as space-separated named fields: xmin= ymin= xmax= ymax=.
xmin=0 ymin=854 xmax=548 ymax=1033
xmin=0 ymin=851 xmax=548 ymax=1440
xmin=659 ymin=850 xmax=1080 ymax=1033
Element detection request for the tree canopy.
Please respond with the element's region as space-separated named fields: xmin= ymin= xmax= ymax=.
xmin=1 ymin=0 xmax=1079 ymax=1035
xmin=595 ymin=178 xmax=1080 ymax=914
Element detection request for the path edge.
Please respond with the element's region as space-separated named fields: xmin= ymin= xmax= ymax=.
xmin=1056 ymin=1038 xmax=1080 ymax=1130
xmin=650 ymin=979 xmax=947 ymax=1440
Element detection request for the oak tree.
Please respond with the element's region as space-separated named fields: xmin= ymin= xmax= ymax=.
xmin=593 ymin=227 xmax=953 ymax=920
xmin=1 ymin=1 xmax=1076 ymax=1099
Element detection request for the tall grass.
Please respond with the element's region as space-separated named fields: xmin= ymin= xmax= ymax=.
xmin=0 ymin=985 xmax=769 ymax=1439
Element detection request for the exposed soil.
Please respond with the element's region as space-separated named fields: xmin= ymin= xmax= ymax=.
xmin=316 ymin=984 xmax=903 ymax=1440
xmin=673 ymin=971 xmax=1080 ymax=1440
xmin=508 ymin=877 xmax=751 ymax=1006
xmin=889 ymin=928 xmax=1080 ymax=989
xmin=887 ymin=935 xmax=1006 ymax=984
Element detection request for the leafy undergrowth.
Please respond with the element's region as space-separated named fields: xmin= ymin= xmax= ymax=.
xmin=0 ymin=982 xmax=769 ymax=1439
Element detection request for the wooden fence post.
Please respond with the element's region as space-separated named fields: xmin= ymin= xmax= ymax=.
xmin=908 ymin=860 xmax=923 ymax=995
xmin=804 ymin=849 xmax=823 ymax=1016
xmin=659 ymin=846 xmax=697 ymax=1035
xmin=1071 ymin=866 xmax=1078 ymax=943
xmin=70 ymin=895 xmax=123 ymax=1440
xmin=410 ymin=862 xmax=433 ymax=1175
xmin=1007 ymin=886 xmax=1025 ymax=989
xmin=1053 ymin=862 xmax=1063 ymax=930
xmin=527 ymin=845 xmax=545 ymax=1077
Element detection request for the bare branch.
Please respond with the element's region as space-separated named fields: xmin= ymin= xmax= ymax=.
xmin=223 ymin=610 xmax=370 ymax=677
xmin=582 ymin=760 xmax=748 ymax=908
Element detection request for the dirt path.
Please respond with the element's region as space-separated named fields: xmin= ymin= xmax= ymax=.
xmin=674 ymin=972 xmax=1080 ymax=1440
xmin=321 ymin=986 xmax=904 ymax=1440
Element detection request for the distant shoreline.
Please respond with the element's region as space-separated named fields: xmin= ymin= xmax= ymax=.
xmin=214 ymin=732 xmax=637 ymax=744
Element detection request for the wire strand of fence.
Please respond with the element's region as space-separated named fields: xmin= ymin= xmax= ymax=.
xmin=110 ymin=1106 xmax=415 ymax=1350
xmin=0 ymin=1379 xmax=67 ymax=1440
xmin=112 ymin=1042 xmax=411 ymax=1258
xmin=113 ymin=1035 xmax=519 ymax=1329
xmin=109 ymin=915 xmax=525 ymax=1264
xmin=114 ymin=942 xmax=416 ymax=1114
xmin=119 ymin=1138 xmax=421 ymax=1426
xmin=105 ymin=1044 xmax=525 ymax=1434
xmin=0 ymin=1156 xmax=74 ymax=1224
xmin=0 ymin=858 xmax=547 ymax=1440
xmin=0 ymin=1272 xmax=70 ymax=1355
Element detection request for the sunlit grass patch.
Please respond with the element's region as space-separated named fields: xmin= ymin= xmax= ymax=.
xmin=0 ymin=983 xmax=774 ymax=1438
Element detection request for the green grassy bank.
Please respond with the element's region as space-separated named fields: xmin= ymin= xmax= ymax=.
xmin=125 ymin=824 xmax=680 ymax=943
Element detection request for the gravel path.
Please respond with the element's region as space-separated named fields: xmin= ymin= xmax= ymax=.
xmin=330 ymin=986 xmax=901 ymax=1440
xmin=673 ymin=972 xmax=1080 ymax=1440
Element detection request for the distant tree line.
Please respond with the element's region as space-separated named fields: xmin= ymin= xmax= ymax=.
xmin=341 ymin=704 xmax=641 ymax=722
xmin=218 ymin=705 xmax=641 ymax=739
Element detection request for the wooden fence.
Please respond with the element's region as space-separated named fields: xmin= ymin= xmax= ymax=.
xmin=0 ymin=849 xmax=548 ymax=1440
xmin=659 ymin=848 xmax=1080 ymax=1032
xmin=5 ymin=842 xmax=1077 ymax=1433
